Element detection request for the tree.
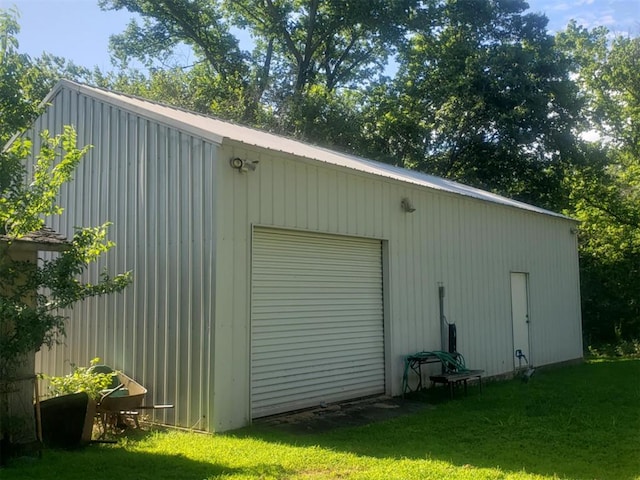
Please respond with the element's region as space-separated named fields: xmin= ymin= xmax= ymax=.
xmin=0 ymin=10 xmax=131 ymax=457
xmin=0 ymin=9 xmax=95 ymax=146
xmin=98 ymin=0 xmax=417 ymax=137
xmin=222 ymin=0 xmax=414 ymax=94
xmin=0 ymin=9 xmax=40 ymax=146
xmin=363 ymin=0 xmax=582 ymax=209
xmin=93 ymin=64 xmax=258 ymax=124
xmin=557 ymin=24 xmax=640 ymax=346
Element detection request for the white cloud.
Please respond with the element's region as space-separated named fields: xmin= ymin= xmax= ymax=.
xmin=600 ymin=14 xmax=617 ymax=25
xmin=509 ymin=0 xmax=638 ymax=34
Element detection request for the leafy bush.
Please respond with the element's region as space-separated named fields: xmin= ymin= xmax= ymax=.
xmin=44 ymin=358 xmax=116 ymax=400
xmin=587 ymin=339 xmax=640 ymax=358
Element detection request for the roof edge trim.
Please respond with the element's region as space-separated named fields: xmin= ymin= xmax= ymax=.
xmin=56 ymin=79 xmax=225 ymax=146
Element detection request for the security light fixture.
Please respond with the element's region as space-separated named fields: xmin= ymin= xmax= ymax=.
xmin=401 ymin=197 xmax=416 ymax=213
xmin=230 ymin=157 xmax=259 ymax=173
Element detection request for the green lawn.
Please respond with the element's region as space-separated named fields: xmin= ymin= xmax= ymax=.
xmin=4 ymin=359 xmax=640 ymax=480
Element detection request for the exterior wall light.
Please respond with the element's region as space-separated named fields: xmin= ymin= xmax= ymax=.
xmin=401 ymin=197 xmax=416 ymax=213
xmin=230 ymin=157 xmax=259 ymax=173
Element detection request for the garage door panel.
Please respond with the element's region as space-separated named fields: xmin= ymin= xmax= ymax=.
xmin=253 ymin=346 xmax=385 ymax=363
xmin=253 ymin=359 xmax=385 ymax=379
xmin=251 ymin=228 xmax=385 ymax=418
xmin=253 ymin=298 xmax=383 ymax=309
xmin=253 ymin=312 xmax=383 ymax=327
xmin=253 ymin=290 xmax=382 ymax=299
xmin=254 ymin=300 xmax=382 ymax=309
xmin=253 ymin=309 xmax=382 ymax=320
xmin=252 ymin=345 xmax=384 ymax=366
xmin=253 ymin=362 xmax=385 ymax=386
xmin=253 ymin=373 xmax=386 ymax=399
xmin=253 ymin=332 xmax=384 ymax=348
xmin=252 ymin=336 xmax=384 ymax=358
xmin=253 ymin=314 xmax=383 ymax=327
xmin=252 ymin=378 xmax=386 ymax=417
xmin=253 ymin=338 xmax=384 ymax=357
xmin=253 ymin=371 xmax=386 ymax=402
xmin=253 ymin=324 xmax=383 ymax=339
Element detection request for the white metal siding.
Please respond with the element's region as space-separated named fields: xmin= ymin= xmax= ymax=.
xmin=251 ymin=228 xmax=384 ymax=417
xmin=216 ymin=143 xmax=582 ymax=430
xmin=32 ymin=88 xmax=217 ymax=432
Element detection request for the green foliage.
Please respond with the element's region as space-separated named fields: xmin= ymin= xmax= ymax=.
xmin=0 ymin=127 xmax=132 ymax=372
xmin=1 ymin=127 xmax=90 ymax=236
xmin=365 ymin=0 xmax=581 ymax=208
xmin=0 ymin=9 xmax=95 ymax=145
xmin=43 ymin=358 xmax=117 ymax=400
xmin=98 ymin=0 xmax=418 ymax=131
xmin=94 ymin=65 xmax=257 ymax=124
xmin=97 ymin=0 xmax=254 ymax=119
xmin=558 ymin=25 xmax=640 ymax=344
xmin=587 ymin=337 xmax=640 ymax=358
xmin=267 ymin=84 xmax=368 ymax=152
xmin=223 ymin=0 xmax=415 ymax=93
xmin=100 ymin=0 xmax=245 ymax=76
xmin=0 ymin=8 xmax=40 ymax=145
xmin=0 ymin=220 xmax=131 ymax=375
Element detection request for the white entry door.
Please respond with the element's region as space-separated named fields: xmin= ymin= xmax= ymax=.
xmin=510 ymin=272 xmax=530 ymax=369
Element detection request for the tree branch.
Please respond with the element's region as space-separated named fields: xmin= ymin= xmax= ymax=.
xmin=583 ymin=195 xmax=640 ymax=230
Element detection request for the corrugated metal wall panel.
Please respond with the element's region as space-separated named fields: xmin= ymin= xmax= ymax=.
xmin=213 ymin=142 xmax=582 ymax=429
xmin=251 ymin=228 xmax=384 ymax=417
xmin=34 ymin=88 xmax=217 ymax=432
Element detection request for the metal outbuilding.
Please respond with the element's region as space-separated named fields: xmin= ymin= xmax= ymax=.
xmin=30 ymin=80 xmax=582 ymax=432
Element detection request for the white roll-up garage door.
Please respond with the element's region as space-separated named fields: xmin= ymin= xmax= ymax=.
xmin=251 ymin=228 xmax=385 ymax=418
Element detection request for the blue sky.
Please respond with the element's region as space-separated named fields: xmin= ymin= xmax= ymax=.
xmin=3 ymin=0 xmax=639 ymax=71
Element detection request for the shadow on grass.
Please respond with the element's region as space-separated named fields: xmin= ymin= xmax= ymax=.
xmin=4 ymin=360 xmax=637 ymax=480
xmin=3 ymin=437 xmax=291 ymax=480
xmin=233 ymin=359 xmax=640 ymax=480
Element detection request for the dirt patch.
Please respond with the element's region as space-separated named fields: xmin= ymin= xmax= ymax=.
xmin=253 ymin=395 xmax=433 ymax=434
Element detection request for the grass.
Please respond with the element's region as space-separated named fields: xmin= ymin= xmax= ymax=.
xmin=3 ymin=358 xmax=640 ymax=480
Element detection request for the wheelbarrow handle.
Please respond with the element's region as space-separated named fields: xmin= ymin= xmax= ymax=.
xmin=99 ymin=383 xmax=125 ymax=403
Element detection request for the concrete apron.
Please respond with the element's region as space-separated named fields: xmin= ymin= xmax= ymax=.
xmin=252 ymin=395 xmax=432 ymax=434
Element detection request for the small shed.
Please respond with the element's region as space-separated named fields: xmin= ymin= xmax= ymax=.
xmin=30 ymin=80 xmax=582 ymax=432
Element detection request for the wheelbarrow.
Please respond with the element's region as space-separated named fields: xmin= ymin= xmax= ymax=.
xmin=91 ymin=365 xmax=172 ymax=436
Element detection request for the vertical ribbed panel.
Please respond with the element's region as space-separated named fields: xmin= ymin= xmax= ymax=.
xmin=33 ymin=88 xmax=216 ymax=432
xmin=251 ymin=228 xmax=384 ymax=418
